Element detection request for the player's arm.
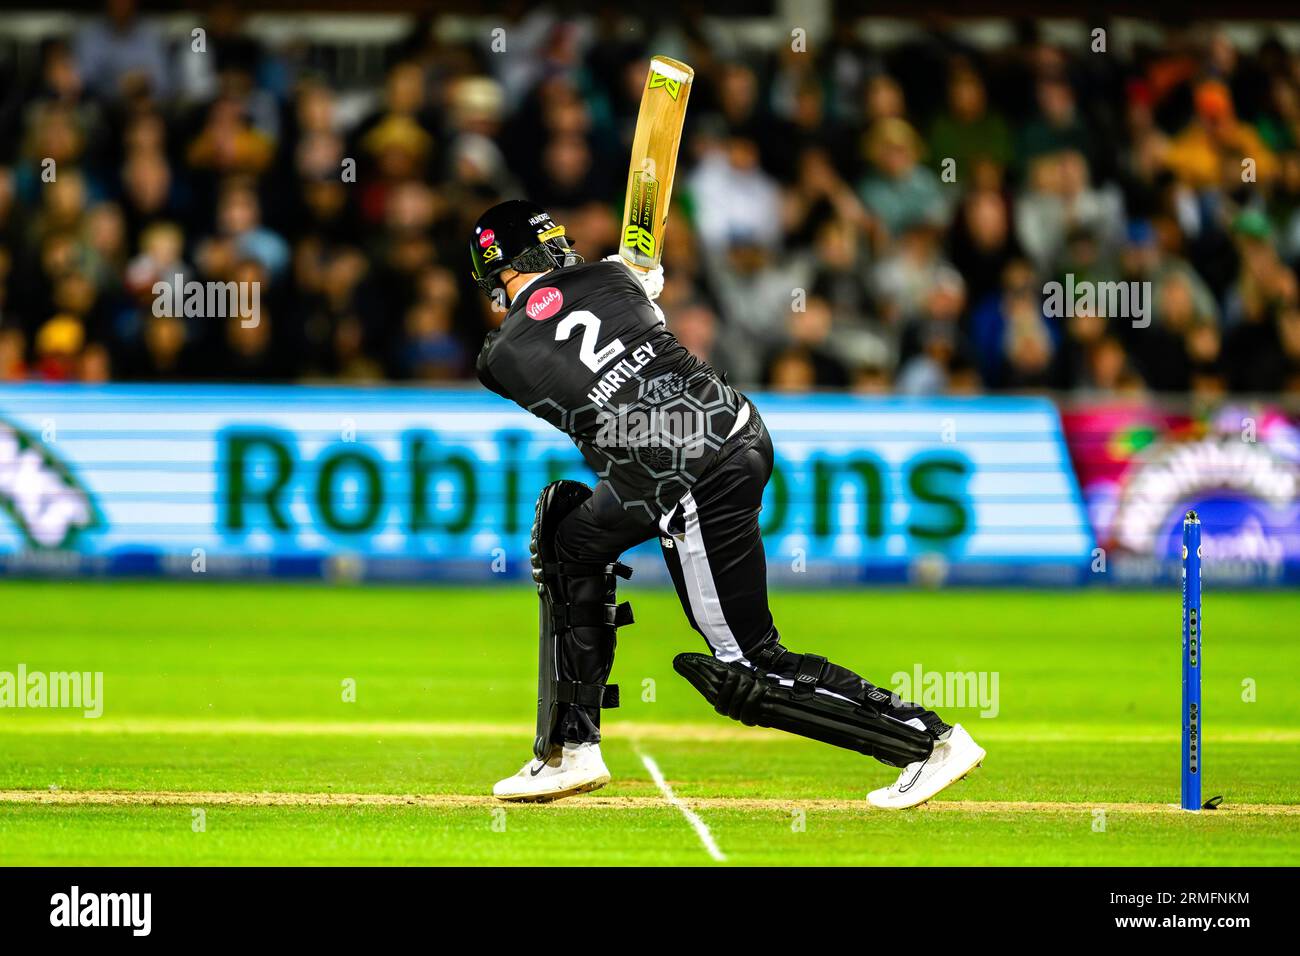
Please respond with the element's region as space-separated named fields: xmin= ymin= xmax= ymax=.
xmin=602 ymin=254 xmax=663 ymax=301
xmin=475 ymin=329 xmax=511 ymax=400
xmin=602 ymin=255 xmax=666 ymax=326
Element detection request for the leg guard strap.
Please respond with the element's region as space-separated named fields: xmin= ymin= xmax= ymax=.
xmin=790 ymin=653 xmax=826 ymax=698
xmin=538 ymin=560 xmax=633 ymax=580
xmin=553 ymin=601 xmax=634 ymax=629
xmin=554 ymin=681 xmax=621 ymax=708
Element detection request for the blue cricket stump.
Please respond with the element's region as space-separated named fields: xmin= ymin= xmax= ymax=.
xmin=1181 ymin=510 xmax=1202 ymax=812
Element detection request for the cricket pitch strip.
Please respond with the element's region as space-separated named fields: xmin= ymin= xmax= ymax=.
xmin=2 ymin=790 xmax=1297 ymax=816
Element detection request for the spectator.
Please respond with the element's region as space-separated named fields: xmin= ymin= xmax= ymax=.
xmin=1015 ymin=151 xmax=1125 ymax=273
xmin=73 ymin=0 xmax=169 ymax=102
xmin=1164 ymin=81 xmax=1277 ymax=190
xmin=858 ymin=117 xmax=948 ymax=240
xmin=948 ymin=187 xmax=1021 ymax=305
xmin=206 ymin=180 xmax=290 ymax=280
xmin=1020 ymin=76 xmax=1094 ymax=169
xmin=0 ymin=325 xmax=27 ymax=380
xmin=971 ymin=258 xmax=1057 ymax=390
xmin=762 ymin=297 xmax=849 ymax=389
xmin=872 ymin=221 xmax=956 ymax=325
xmin=929 ymin=65 xmax=1014 ymax=187
xmin=896 ymin=268 xmax=973 ymax=394
xmin=766 ymin=348 xmax=818 ymax=392
xmin=688 ymin=133 xmax=782 ymax=256
xmin=33 ymin=313 xmax=85 ymax=380
xmin=708 ymin=237 xmax=809 ymax=385
xmin=668 ymin=301 xmax=721 ymax=367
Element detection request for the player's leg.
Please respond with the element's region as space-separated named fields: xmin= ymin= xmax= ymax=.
xmin=661 ymin=408 xmax=985 ymax=803
xmin=660 ymin=414 xmax=941 ymax=730
xmin=544 ymin=486 xmax=653 ymax=749
xmin=493 ymin=480 xmax=653 ymax=802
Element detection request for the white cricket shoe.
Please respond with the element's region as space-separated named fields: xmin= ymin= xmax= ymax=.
xmin=867 ymin=724 xmax=986 ymax=809
xmin=492 ymin=742 xmax=611 ymax=802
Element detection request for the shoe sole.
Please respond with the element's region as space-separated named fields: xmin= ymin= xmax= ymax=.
xmin=869 ymin=750 xmax=987 ymax=810
xmin=494 ymin=776 xmax=611 ymax=803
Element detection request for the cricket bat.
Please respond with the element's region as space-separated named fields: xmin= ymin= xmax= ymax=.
xmin=619 ymin=55 xmax=693 ymax=273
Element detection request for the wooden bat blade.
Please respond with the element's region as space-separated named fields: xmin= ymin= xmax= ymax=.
xmin=619 ymin=56 xmax=693 ymax=272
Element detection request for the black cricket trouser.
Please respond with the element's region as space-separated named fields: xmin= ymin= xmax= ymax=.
xmin=551 ymin=400 xmax=946 ymax=748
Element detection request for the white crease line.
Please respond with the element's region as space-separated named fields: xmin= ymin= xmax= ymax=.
xmin=638 ymin=750 xmax=726 ymax=862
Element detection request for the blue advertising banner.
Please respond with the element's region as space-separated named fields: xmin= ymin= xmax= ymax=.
xmin=0 ymin=386 xmax=1093 ymax=584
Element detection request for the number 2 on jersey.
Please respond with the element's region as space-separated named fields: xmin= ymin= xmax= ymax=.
xmin=555 ymin=310 xmax=625 ymax=374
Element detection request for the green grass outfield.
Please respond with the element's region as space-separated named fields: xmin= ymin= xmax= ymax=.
xmin=0 ymin=581 xmax=1297 ymax=866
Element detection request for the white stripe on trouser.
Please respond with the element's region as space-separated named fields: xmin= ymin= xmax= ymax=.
xmin=665 ymin=495 xmax=890 ymax=712
xmin=669 ymin=492 xmax=749 ymax=664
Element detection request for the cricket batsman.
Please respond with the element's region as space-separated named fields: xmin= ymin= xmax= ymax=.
xmin=470 ymin=199 xmax=986 ymax=808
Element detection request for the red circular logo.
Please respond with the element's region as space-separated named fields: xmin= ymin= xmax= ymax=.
xmin=478 ymin=229 xmax=495 ymax=248
xmin=525 ymin=287 xmax=563 ymax=321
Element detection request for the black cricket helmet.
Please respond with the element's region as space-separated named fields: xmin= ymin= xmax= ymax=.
xmin=469 ymin=199 xmax=580 ymax=298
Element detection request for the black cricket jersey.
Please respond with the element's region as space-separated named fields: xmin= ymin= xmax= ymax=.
xmin=477 ymin=260 xmax=741 ymax=520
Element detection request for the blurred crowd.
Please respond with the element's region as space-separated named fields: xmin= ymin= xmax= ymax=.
xmin=4 ymin=2 xmax=1300 ymax=396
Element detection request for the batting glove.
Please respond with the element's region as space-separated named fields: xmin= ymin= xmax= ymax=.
xmin=604 ymin=254 xmax=665 ymax=300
